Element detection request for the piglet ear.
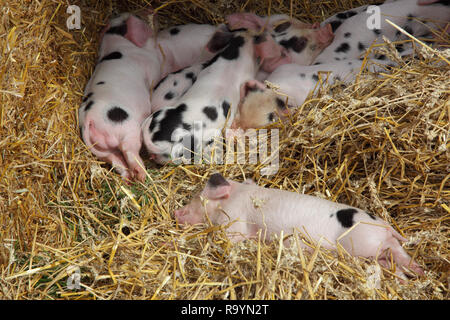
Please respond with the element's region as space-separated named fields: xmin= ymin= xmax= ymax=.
xmin=202 ymin=173 xmax=232 ymax=200
xmin=124 ymin=15 xmax=154 ymax=47
xmin=240 ymin=80 xmax=266 ymax=99
xmin=317 ymin=23 xmax=334 ymax=47
xmin=206 ymin=24 xmax=233 ymax=53
xmin=260 ymin=49 xmax=292 ymax=73
xmin=275 ymin=97 xmax=295 ymax=116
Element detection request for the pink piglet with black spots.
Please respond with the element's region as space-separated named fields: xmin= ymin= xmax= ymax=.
xmin=79 ymin=14 xmax=218 ymax=182
xmin=79 ymin=14 xmax=157 ymax=182
xmin=175 ymin=173 xmax=425 ymax=279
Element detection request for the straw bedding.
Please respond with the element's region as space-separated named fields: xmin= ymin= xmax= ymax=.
xmin=0 ymin=0 xmax=448 ymax=299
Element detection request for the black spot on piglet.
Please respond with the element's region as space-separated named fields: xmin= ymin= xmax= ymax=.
xmin=335 ymin=42 xmax=350 ymax=53
xmin=182 ymin=123 xmax=192 ymax=131
xmin=336 ymin=208 xmax=358 ymax=228
xmin=107 ymin=106 xmax=128 ymax=123
xmin=153 ymin=104 xmax=187 ymax=142
xmin=407 ymin=14 xmax=416 ymax=21
xmin=358 ymin=42 xmax=365 ymax=51
xmin=276 ymin=97 xmax=287 ymax=110
xmin=82 ymin=92 xmax=93 ymax=103
xmin=395 ymin=43 xmax=404 ymax=53
xmin=84 ymin=101 xmax=94 ymax=112
xmin=207 ymin=30 xmax=234 ymax=53
xmin=274 ymin=21 xmax=291 ymax=33
xmin=100 ymin=51 xmax=123 ymax=62
xmin=208 ymin=173 xmax=230 ymax=188
xmin=185 ymin=72 xmax=197 ymax=83
xmin=279 ymin=36 xmax=307 ymax=53
xmin=170 ymin=27 xmax=180 ymax=35
xmin=164 ymin=92 xmax=175 ymax=100
xmin=336 ymin=10 xmax=357 ymax=20
xmin=366 ymin=212 xmax=377 ymax=220
xmin=106 ymin=24 xmax=128 ymax=37
xmin=148 ymin=110 xmax=162 ymax=133
xmin=203 ymin=106 xmax=218 ymax=121
xmin=330 ymin=20 xmax=343 ymax=32
xmin=221 ymin=35 xmax=245 ymax=60
xmin=431 ymin=0 xmax=449 ymax=5
xmin=403 ymin=25 xmax=413 ymax=35
xmin=222 ymin=101 xmax=230 ymax=118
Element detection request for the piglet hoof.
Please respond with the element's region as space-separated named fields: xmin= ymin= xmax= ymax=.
xmin=133 ymin=168 xmax=147 ymax=182
xmin=402 ymin=262 xmax=425 ymax=278
xmin=122 ymin=176 xmax=134 ymax=186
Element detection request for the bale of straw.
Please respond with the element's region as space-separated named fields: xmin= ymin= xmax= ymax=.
xmin=0 ymin=0 xmax=448 ymax=299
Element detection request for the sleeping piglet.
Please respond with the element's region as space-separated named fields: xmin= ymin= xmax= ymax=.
xmin=226 ymin=12 xmax=334 ymax=69
xmin=312 ymin=0 xmax=450 ymax=64
xmin=79 ymin=14 xmax=218 ymax=181
xmin=142 ymin=27 xmax=283 ymax=164
xmin=79 ymin=14 xmax=157 ymax=182
xmin=231 ymin=57 xmax=396 ymax=130
xmin=175 ymin=173 xmax=424 ymax=278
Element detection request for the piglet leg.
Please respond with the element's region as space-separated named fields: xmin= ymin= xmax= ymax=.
xmin=104 ymin=151 xmax=132 ymax=180
xmin=379 ymin=231 xmax=424 ymax=278
xmin=120 ymin=137 xmax=147 ymax=182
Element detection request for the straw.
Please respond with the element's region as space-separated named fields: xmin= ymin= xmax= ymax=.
xmin=0 ymin=0 xmax=448 ymax=300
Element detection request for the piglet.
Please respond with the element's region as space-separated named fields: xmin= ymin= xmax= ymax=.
xmin=142 ymin=27 xmax=282 ymax=164
xmin=79 ymin=14 xmax=157 ymax=181
xmin=231 ymin=58 xmax=394 ymax=130
xmin=313 ymin=0 xmax=450 ymax=64
xmin=226 ymin=13 xmax=334 ymax=69
xmin=175 ymin=173 xmax=424 ymax=278
xmin=150 ymin=63 xmax=204 ymax=112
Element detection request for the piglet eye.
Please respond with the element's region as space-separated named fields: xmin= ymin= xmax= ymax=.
xmin=268 ymin=112 xmax=276 ymax=122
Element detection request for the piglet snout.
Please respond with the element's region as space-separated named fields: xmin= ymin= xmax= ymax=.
xmin=174 ymin=208 xmax=185 ymax=218
xmin=174 ymin=208 xmax=191 ymax=224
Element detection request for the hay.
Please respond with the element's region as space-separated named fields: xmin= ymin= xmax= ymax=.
xmin=0 ymin=0 xmax=449 ymax=300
